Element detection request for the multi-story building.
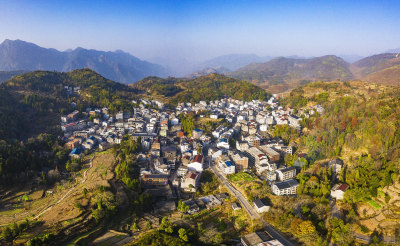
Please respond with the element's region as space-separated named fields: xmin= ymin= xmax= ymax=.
xmin=276 ymin=166 xmax=297 ymax=181
xmin=230 ymin=152 xmax=249 ymax=171
xmin=188 ymin=155 xmax=204 ymax=172
xmin=192 ymin=128 xmax=203 ymax=139
xmin=258 ymin=145 xmax=280 ymax=162
xmin=181 ymin=171 xmax=201 ymax=192
xmin=272 ymin=179 xmax=299 ymax=195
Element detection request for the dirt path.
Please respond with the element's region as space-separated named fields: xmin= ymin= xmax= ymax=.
xmin=33 ymin=156 xmax=94 ymax=220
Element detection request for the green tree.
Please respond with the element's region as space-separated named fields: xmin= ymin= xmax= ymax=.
xmin=177 ymin=200 xmax=189 ymax=213
xmin=160 ymin=217 xmax=174 ymax=234
xmin=83 ymin=187 xmax=88 ymax=197
xmin=214 ymin=233 xmax=223 ymax=244
xmin=131 ymin=222 xmax=139 ymax=232
xmin=178 ymin=228 xmax=189 ymax=242
xmin=1 ymin=226 xmax=14 ymax=243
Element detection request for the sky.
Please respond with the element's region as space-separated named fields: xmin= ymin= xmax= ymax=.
xmin=0 ymin=0 xmax=399 ymax=62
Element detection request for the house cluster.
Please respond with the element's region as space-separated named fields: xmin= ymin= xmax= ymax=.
xmin=61 ymin=95 xmax=318 ymax=215
xmin=182 ymin=193 xmax=229 ymax=214
xmin=185 ymin=97 xmax=305 ymax=196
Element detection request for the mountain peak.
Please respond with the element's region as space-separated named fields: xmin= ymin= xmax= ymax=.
xmin=0 ymin=39 xmax=168 ymax=83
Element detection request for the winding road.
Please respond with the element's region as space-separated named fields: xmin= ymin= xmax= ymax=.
xmin=210 ymin=162 xmax=294 ymax=246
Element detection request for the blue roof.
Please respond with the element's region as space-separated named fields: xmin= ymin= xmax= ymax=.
xmin=88 ymin=136 xmax=96 ymax=141
xmin=220 ymin=138 xmax=228 ymax=143
xmin=194 ymin=128 xmax=202 ymax=132
xmin=225 ymin=161 xmax=234 ymax=167
xmin=71 ymin=148 xmax=81 ymax=155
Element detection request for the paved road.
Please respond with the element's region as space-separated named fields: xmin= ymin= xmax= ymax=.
xmin=210 ymin=164 xmax=294 ymax=246
xmin=211 ymin=165 xmax=260 ymax=219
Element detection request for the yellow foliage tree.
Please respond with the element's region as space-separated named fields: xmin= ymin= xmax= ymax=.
xmin=297 ymin=220 xmax=316 ymax=235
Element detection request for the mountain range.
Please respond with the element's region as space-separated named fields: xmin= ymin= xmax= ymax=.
xmin=228 ymin=53 xmax=400 ymax=93
xmin=1 ymin=39 xmax=400 ymax=93
xmin=0 ymin=39 xmax=168 ymax=83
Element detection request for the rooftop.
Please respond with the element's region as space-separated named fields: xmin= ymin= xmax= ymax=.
xmin=274 ymin=179 xmax=299 ymax=189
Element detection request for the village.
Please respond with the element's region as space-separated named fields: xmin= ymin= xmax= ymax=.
xmin=60 ymin=95 xmax=348 ymax=246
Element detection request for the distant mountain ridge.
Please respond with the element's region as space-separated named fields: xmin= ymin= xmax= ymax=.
xmin=350 ymin=53 xmax=400 ymax=86
xmin=0 ymin=70 xmax=26 ymax=83
xmin=0 ymin=39 xmax=168 ymax=83
xmin=185 ymin=66 xmax=231 ymax=79
xmin=198 ymin=54 xmax=273 ymax=71
xmin=228 ymin=55 xmax=353 ymax=93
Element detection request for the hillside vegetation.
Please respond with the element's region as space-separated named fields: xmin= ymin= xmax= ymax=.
xmin=229 ymin=56 xmax=353 ymax=93
xmin=351 ymin=53 xmax=400 ymax=86
xmin=0 ymin=68 xmax=138 ymax=140
xmin=281 ymin=81 xmax=400 ymax=238
xmin=0 ymin=70 xmax=26 ymax=83
xmin=133 ymin=73 xmax=270 ymax=105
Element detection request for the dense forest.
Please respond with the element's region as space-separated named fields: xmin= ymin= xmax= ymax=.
xmin=272 ymin=81 xmax=400 ymax=245
xmin=0 ymin=69 xmax=140 ymax=187
xmin=134 ymin=73 xmax=271 ymax=105
xmin=282 ymin=81 xmax=399 ymax=203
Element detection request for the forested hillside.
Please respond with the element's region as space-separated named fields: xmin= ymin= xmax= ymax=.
xmin=133 ymin=73 xmax=270 ymax=105
xmin=0 ymin=70 xmax=26 ymax=83
xmin=279 ymin=81 xmax=400 ymax=241
xmin=229 ymin=55 xmax=353 ymax=93
xmin=0 ymin=69 xmax=139 ymax=186
xmin=0 ymin=68 xmax=138 ymax=140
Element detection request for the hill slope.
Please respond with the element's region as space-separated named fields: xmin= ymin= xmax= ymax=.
xmin=199 ymin=54 xmax=273 ymax=71
xmin=229 ymin=55 xmax=353 ymax=93
xmin=0 ymin=68 xmax=138 ymax=140
xmin=185 ymin=66 xmax=231 ymax=79
xmin=133 ymin=73 xmax=270 ymax=105
xmin=0 ymin=39 xmax=168 ymax=83
xmin=350 ymin=53 xmax=400 ymax=85
xmin=0 ymin=70 xmax=26 ymax=83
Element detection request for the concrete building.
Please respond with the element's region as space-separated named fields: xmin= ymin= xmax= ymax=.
xmin=272 ymin=179 xmax=299 ymax=196
xmin=219 ymin=160 xmax=236 ymax=174
xmin=181 ymin=171 xmax=201 ymax=192
xmin=241 ymin=231 xmax=272 ymax=246
xmin=230 ymin=152 xmax=249 ymax=171
xmin=254 ymin=198 xmax=271 ymax=213
xmin=331 ymin=183 xmax=349 ymax=200
xmin=276 ymin=166 xmax=297 ymax=181
xmin=259 ymin=145 xmax=280 ymax=162
xmin=192 ymin=128 xmax=203 ymax=139
xmin=188 ymin=155 xmax=204 ymax=172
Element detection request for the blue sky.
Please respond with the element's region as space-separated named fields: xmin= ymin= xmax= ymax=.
xmin=0 ymin=0 xmax=399 ymax=61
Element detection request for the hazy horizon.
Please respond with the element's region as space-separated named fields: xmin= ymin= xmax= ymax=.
xmin=1 ymin=0 xmax=399 ymax=63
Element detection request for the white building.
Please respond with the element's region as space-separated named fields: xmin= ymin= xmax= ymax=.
xmin=272 ymin=179 xmax=299 ymax=196
xmin=217 ymin=138 xmax=230 ymax=149
xmin=219 ymin=160 xmax=235 ymax=174
xmin=188 ymin=155 xmax=204 ymax=172
xmin=254 ymin=198 xmax=270 ymax=213
xmin=276 ymin=167 xmax=297 ymax=181
xmin=330 ymin=183 xmax=349 ymax=200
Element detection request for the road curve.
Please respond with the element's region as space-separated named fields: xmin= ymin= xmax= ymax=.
xmin=210 ymin=165 xmax=294 ymax=246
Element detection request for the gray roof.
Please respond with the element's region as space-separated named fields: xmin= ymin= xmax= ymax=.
xmin=279 ymin=166 xmax=297 ymax=173
xmin=274 ymin=179 xmax=299 ymax=189
xmin=254 ymin=198 xmax=270 ymax=208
